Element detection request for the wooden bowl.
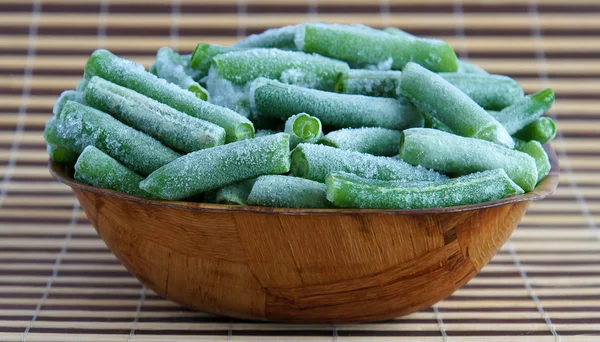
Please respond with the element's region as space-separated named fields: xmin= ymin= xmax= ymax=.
xmin=49 ymin=145 xmax=559 ymax=323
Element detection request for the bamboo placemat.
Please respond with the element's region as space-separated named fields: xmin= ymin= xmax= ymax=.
xmin=1 ymin=0 xmax=599 ymax=340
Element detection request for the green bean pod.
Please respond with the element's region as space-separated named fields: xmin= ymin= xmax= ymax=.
xmin=215 ymin=178 xmax=257 ymax=205
xmin=74 ymin=146 xmax=154 ymax=198
xmin=383 ymin=27 xmax=416 ymax=39
xmin=140 ymin=133 xmax=291 ymax=200
xmin=46 ymin=143 xmax=78 ymax=164
xmin=457 ymin=59 xmax=488 ymax=74
xmin=84 ymin=49 xmax=253 ymax=142
xmin=438 ymin=73 xmax=524 ymax=110
xmin=398 ymin=62 xmax=514 ymax=148
xmin=335 ymin=69 xmax=402 ymax=97
xmin=326 ymin=169 xmax=524 ymax=209
xmin=515 ymin=140 xmax=551 ymax=183
xmin=247 ymin=175 xmax=330 ymax=208
xmin=189 ymin=43 xmax=244 ymax=77
xmin=290 ymin=143 xmax=446 ymax=183
xmin=296 ymin=23 xmax=458 ymax=72
xmin=212 ymin=48 xmax=350 ymax=90
xmin=513 ymin=117 xmax=557 ymax=145
xmin=83 ymin=76 xmax=225 ymax=153
xmin=56 ymin=101 xmax=181 ymax=176
xmin=489 ymin=88 xmax=555 ymax=135
xmin=318 ymin=127 xmax=401 ymax=157
xmin=53 ymin=90 xmax=83 ymax=116
xmin=254 ymin=129 xmax=279 ymax=137
xmin=154 ymin=47 xmax=209 ymax=100
xmin=250 ymin=78 xmax=423 ymax=131
xmin=233 ymin=25 xmax=298 ymax=50
xmin=399 ymin=128 xmax=538 ymax=192
xmin=284 ymin=113 xmax=323 ymax=149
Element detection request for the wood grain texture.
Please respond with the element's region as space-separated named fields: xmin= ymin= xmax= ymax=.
xmin=49 ymin=144 xmax=559 ymax=323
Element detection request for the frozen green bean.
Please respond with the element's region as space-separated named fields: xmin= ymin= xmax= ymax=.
xmin=83 ymin=76 xmax=225 ymax=153
xmin=53 ymin=90 xmax=82 ymax=116
xmin=148 ymin=61 xmax=157 ymax=75
xmin=296 ymin=23 xmax=458 ymax=72
xmin=247 ymin=175 xmax=330 ymax=208
xmin=155 ymin=47 xmax=209 ymax=100
xmin=189 ymin=43 xmax=244 ymax=77
xmin=284 ymin=113 xmax=323 ymax=149
xmin=233 ymin=25 xmax=298 ymax=50
xmin=290 ymin=143 xmax=446 ymax=183
xmin=489 ymin=88 xmax=555 ymax=134
xmin=250 ymin=78 xmax=423 ymax=130
xmin=399 ymin=128 xmax=538 ymax=192
xmin=457 ymin=59 xmax=488 ymax=74
xmin=84 ymin=49 xmax=253 ymax=142
xmin=326 ymin=169 xmax=524 ymax=209
xmin=212 ymin=48 xmax=350 ymax=90
xmin=55 ymin=101 xmax=181 ymax=176
xmin=140 ymin=133 xmax=291 ymax=200
xmin=318 ymin=127 xmax=401 ymax=157
xmin=513 ymin=117 xmax=557 ymax=144
xmin=398 ymin=62 xmax=514 ymax=148
xmin=335 ymin=69 xmax=402 ymax=97
xmin=47 ymin=143 xmax=78 ymax=164
xmin=215 ymin=178 xmax=257 ymax=205
xmin=422 ymin=112 xmax=453 ymax=133
xmin=438 ymin=73 xmax=524 ymax=110
xmin=515 ymin=140 xmax=550 ymax=183
xmin=74 ymin=146 xmax=154 ymax=198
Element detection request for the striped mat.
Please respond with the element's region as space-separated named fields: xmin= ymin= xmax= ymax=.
xmin=1 ymin=0 xmax=599 ymax=341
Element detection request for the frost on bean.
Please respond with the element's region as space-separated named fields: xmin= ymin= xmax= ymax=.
xmin=326 ymin=169 xmax=524 ymax=209
xmin=247 ymin=175 xmax=330 ymax=208
xmin=233 ymin=25 xmax=299 ymax=50
xmin=155 ymin=47 xmax=209 ymax=100
xmin=318 ymin=127 xmax=402 ymax=157
xmin=290 ymin=143 xmax=446 ymax=183
xmin=284 ymin=113 xmax=323 ymax=149
xmin=250 ymin=77 xmax=424 ymax=131
xmin=140 ymin=133 xmax=291 ymax=200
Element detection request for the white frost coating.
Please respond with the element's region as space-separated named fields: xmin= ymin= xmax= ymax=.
xmin=206 ymin=65 xmax=251 ymax=117
xmin=293 ymin=24 xmax=306 ymax=51
xmin=234 ymin=25 xmax=298 ymax=49
xmin=365 ymin=57 xmax=394 ymax=71
xmin=319 ymin=127 xmax=401 ymax=156
xmin=291 ymin=143 xmax=445 ymax=183
xmin=247 ymin=175 xmax=329 ymax=208
xmin=52 ymin=90 xmax=82 ymax=116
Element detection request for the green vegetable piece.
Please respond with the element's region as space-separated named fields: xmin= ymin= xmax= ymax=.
xmin=250 ymin=78 xmax=423 ymax=131
xmin=47 ymin=143 xmax=78 ymax=164
xmin=189 ymin=43 xmax=244 ymax=77
xmin=513 ymin=117 xmax=557 ymax=145
xmin=438 ymin=73 xmax=524 ymax=110
xmin=383 ymin=27 xmax=416 ymax=39
xmin=83 ymin=76 xmax=225 ymax=153
xmin=398 ymin=62 xmax=514 ymax=148
xmin=326 ymin=169 xmax=524 ymax=209
xmin=247 ymin=175 xmax=330 ymax=208
xmin=56 ymin=101 xmax=181 ymax=176
xmin=422 ymin=112 xmax=453 ymax=133
xmin=213 ymin=48 xmax=350 ymax=90
xmin=457 ymin=59 xmax=488 ymax=74
xmin=284 ymin=113 xmax=323 ymax=149
xmin=515 ymin=140 xmax=551 ymax=183
xmin=296 ymin=23 xmax=458 ymax=72
xmin=76 ymin=78 xmax=88 ymax=91
xmin=215 ymin=178 xmax=257 ymax=205
xmin=140 ymin=133 xmax=291 ymax=200
xmin=290 ymin=143 xmax=446 ymax=183
xmin=255 ymin=129 xmax=279 ymax=137
xmin=155 ymin=47 xmax=209 ymax=100
xmin=74 ymin=146 xmax=154 ymax=198
xmin=335 ymin=69 xmax=402 ymax=97
xmin=84 ymin=49 xmax=253 ymax=142
xmin=489 ymin=88 xmax=555 ymax=135
xmin=233 ymin=25 xmax=299 ymax=50
xmin=318 ymin=127 xmax=401 ymax=157
xmin=53 ymin=90 xmax=83 ymax=116
xmin=149 ymin=61 xmax=157 ymax=75
xmin=399 ymin=128 xmax=538 ymax=192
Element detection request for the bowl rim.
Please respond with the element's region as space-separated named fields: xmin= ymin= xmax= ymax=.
xmin=49 ymin=144 xmax=560 ymax=216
